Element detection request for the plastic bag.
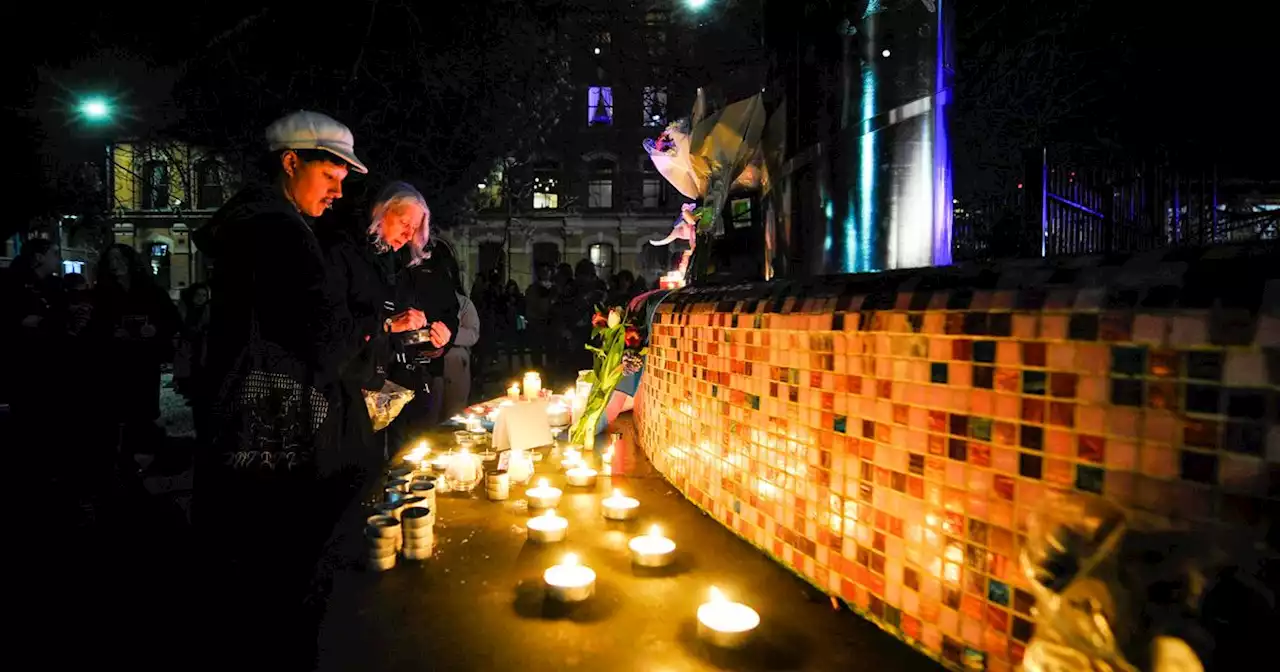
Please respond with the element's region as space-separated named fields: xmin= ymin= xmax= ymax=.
xmin=363 ymin=380 xmax=415 ymax=432
xmin=1020 ymin=492 xmax=1275 ymax=672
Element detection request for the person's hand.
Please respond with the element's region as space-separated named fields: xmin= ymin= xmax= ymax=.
xmin=428 ymin=321 xmax=451 ymax=348
xmin=140 ymin=324 xmax=157 ymax=338
xmin=20 ymin=315 xmax=43 ymax=329
xmin=388 ymin=308 xmax=427 ymax=333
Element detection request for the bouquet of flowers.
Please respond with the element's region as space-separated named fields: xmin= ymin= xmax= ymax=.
xmin=569 ymin=307 xmax=646 ymax=445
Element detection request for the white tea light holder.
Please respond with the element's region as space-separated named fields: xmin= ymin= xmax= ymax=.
xmin=602 ymin=490 xmax=639 ymax=521
xmin=525 ymin=478 xmax=562 ymax=509
xmin=628 ymin=525 xmax=676 ymax=568
xmin=543 ymin=553 xmax=595 ymax=603
xmin=696 ymin=587 xmax=760 ymax=649
xmin=565 ymin=466 xmax=598 ymax=488
xmin=526 ymin=509 xmax=568 ymax=543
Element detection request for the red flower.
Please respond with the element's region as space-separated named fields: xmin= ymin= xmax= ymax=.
xmin=591 ymin=312 xmax=608 ymax=328
xmin=624 ymin=326 xmax=640 ymax=347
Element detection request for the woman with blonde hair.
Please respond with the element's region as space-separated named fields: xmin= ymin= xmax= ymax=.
xmin=319 ymin=180 xmax=450 ymax=473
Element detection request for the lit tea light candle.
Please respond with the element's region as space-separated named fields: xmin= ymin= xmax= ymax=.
xmin=543 ymin=553 xmax=595 ymax=602
xmin=602 ymin=490 xmax=639 ymax=521
xmin=523 ymin=372 xmax=542 ymax=400
xmin=546 ymin=401 xmax=571 ymax=427
xmin=629 ymin=525 xmax=676 ymax=567
xmin=565 ymin=466 xmax=598 ymax=488
xmin=447 ymin=449 xmax=480 ymax=489
xmin=508 ymin=383 xmax=520 ymax=400
xmin=431 ymin=452 xmax=452 ymax=472
xmin=526 ymin=508 xmax=568 ymax=543
xmin=696 ymin=586 xmax=760 ymax=649
xmin=525 ymin=478 xmax=562 ymax=509
xmin=465 ymin=415 xmax=485 ymax=434
xmin=560 ymin=448 xmax=583 ymax=470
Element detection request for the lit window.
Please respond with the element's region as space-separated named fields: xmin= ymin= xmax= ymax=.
xmin=588 ymin=242 xmax=614 ymax=277
xmin=587 ymin=159 xmax=615 ymax=209
xmin=730 ymin=198 xmax=753 ymax=229
xmin=642 ymin=86 xmax=668 ymax=127
xmin=62 ymin=260 xmax=84 ymax=275
xmin=587 ymin=86 xmax=614 ymax=126
xmin=532 ymin=163 xmax=560 ymax=209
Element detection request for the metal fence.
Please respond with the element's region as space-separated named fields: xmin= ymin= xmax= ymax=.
xmin=954 ymin=148 xmax=1279 ymax=262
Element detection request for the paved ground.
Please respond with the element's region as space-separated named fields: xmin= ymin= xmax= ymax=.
xmin=315 ymin=417 xmax=943 ymax=672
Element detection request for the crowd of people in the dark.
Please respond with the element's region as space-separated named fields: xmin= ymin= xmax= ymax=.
xmin=1 ymin=110 xmax=659 ymax=669
xmin=468 ymin=260 xmax=656 ymax=385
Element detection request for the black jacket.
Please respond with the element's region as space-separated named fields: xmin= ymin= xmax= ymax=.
xmin=315 ymin=220 xmax=397 ymax=389
xmin=395 ymin=259 xmax=460 ymax=380
xmin=193 ymin=185 xmax=351 ymax=388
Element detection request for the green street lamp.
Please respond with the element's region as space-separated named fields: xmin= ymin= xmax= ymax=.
xmin=79 ymin=98 xmax=111 ymax=122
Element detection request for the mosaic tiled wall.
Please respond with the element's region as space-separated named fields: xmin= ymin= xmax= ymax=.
xmin=636 ymin=245 xmax=1280 ymax=671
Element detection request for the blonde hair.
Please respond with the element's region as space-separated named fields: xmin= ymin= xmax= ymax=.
xmin=369 ymin=181 xmax=431 ymax=266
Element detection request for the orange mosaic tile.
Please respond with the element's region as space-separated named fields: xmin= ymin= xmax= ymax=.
xmin=635 ymin=250 xmax=1280 ymax=670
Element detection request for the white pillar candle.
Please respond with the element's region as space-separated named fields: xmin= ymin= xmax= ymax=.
xmin=546 ymin=401 xmax=572 ymax=428
xmin=602 ymin=490 xmax=639 ymax=521
xmin=628 ymin=525 xmax=676 ymax=567
xmin=523 ymin=372 xmax=543 ymax=400
xmin=696 ymin=587 xmax=760 ymax=649
xmin=565 ymin=466 xmax=598 ymax=488
xmin=447 ymin=449 xmax=480 ymax=489
xmin=508 ymin=450 xmax=534 ymax=484
xmin=525 ymin=478 xmax=562 ymax=509
xmin=543 ymin=553 xmax=595 ymax=602
xmin=526 ymin=508 xmax=568 ymax=543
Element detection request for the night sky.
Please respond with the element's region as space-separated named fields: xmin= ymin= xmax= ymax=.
xmin=12 ymin=0 xmax=1277 ymax=231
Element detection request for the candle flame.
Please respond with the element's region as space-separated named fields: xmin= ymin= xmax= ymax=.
xmin=611 ymin=489 xmax=623 ymax=498
xmin=649 ymin=524 xmax=663 ymax=538
xmin=562 ymin=553 xmax=579 ymax=567
xmin=708 ymin=586 xmax=727 ymax=603
xmin=543 ymin=509 xmax=557 ymax=518
xmin=537 ymin=478 xmax=549 ymax=488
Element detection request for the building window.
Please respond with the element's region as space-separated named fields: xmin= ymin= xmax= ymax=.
xmin=475 ymin=163 xmax=505 ymax=210
xmin=587 ymin=86 xmax=614 ymax=126
xmin=478 ymin=241 xmax=505 ymax=280
xmin=196 ymin=160 xmax=224 ymax=209
xmin=729 ymin=198 xmax=754 ymax=230
xmin=142 ymin=161 xmax=169 ymax=210
xmin=532 ymin=241 xmax=560 ymax=279
xmin=642 ymin=179 xmax=663 ymax=209
xmin=642 ymin=86 xmax=668 ymax=127
xmin=587 ymin=159 xmax=615 ymax=209
xmin=62 ymin=260 xmax=84 ymax=276
xmin=532 ymin=162 xmax=560 ymax=209
xmin=588 ymin=242 xmax=614 ymax=278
